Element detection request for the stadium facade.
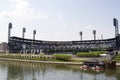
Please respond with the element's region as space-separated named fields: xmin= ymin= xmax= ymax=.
xmin=8 ymin=36 xmax=120 ymax=54
xmin=8 ymin=18 xmax=120 ymax=54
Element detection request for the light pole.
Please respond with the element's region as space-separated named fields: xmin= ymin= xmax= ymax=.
xmin=8 ymin=23 xmax=12 ymax=43
xmin=33 ymin=30 xmax=36 ymax=40
xmin=113 ymin=18 xmax=119 ymax=49
xmin=22 ymin=28 xmax=26 ymax=39
xmin=93 ymin=30 xmax=96 ymax=41
xmin=8 ymin=23 xmax=12 ymax=53
xmin=113 ymin=18 xmax=119 ymax=37
xmin=32 ymin=30 xmax=36 ymax=54
xmin=22 ymin=28 xmax=26 ymax=54
xmin=79 ymin=31 xmax=82 ymax=41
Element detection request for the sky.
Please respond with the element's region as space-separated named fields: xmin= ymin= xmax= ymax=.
xmin=0 ymin=0 xmax=120 ymax=43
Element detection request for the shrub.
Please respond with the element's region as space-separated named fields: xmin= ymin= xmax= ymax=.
xmin=76 ymin=51 xmax=104 ymax=57
xmin=54 ymin=53 xmax=72 ymax=61
xmin=114 ymin=55 xmax=120 ymax=61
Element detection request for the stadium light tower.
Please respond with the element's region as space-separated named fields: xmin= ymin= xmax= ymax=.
xmin=8 ymin=23 xmax=12 ymax=42
xmin=79 ymin=31 xmax=82 ymax=41
xmin=113 ymin=18 xmax=119 ymax=37
xmin=22 ymin=28 xmax=26 ymax=39
xmin=33 ymin=30 xmax=36 ymax=40
xmin=93 ymin=30 xmax=96 ymax=41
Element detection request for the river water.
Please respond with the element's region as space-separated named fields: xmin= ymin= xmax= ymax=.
xmin=0 ymin=61 xmax=120 ymax=80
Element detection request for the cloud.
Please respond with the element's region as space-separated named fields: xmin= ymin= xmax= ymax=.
xmin=0 ymin=0 xmax=48 ymax=21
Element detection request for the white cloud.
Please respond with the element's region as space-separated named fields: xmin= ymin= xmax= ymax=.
xmin=0 ymin=0 xmax=48 ymax=21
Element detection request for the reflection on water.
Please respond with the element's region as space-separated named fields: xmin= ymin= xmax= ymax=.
xmin=0 ymin=61 xmax=120 ymax=80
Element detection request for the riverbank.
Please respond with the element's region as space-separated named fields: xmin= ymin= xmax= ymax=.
xmin=0 ymin=53 xmax=120 ymax=66
xmin=0 ymin=58 xmax=120 ymax=66
xmin=0 ymin=57 xmax=82 ymax=65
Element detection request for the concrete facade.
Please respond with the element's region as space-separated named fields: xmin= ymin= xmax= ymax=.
xmin=0 ymin=42 xmax=9 ymax=53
